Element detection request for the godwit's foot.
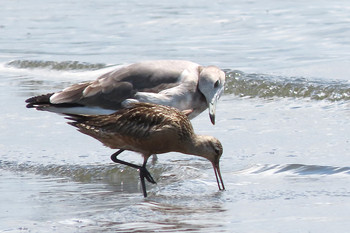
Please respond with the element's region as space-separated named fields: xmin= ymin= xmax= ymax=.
xmin=139 ymin=166 xmax=156 ymax=198
xmin=140 ymin=166 xmax=156 ymax=184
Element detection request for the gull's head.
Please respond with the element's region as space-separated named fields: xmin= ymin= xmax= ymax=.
xmin=198 ymin=66 xmax=226 ymax=125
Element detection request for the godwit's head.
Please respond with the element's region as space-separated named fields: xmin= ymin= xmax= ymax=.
xmin=191 ymin=135 xmax=225 ymax=190
xmin=198 ymin=66 xmax=225 ymax=125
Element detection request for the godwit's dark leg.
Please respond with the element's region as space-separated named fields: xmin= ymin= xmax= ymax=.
xmin=110 ymin=149 xmax=140 ymax=169
xmin=139 ymin=157 xmax=156 ymax=197
xmin=110 ymin=150 xmax=156 ymax=197
xmin=140 ymin=157 xmax=156 ymax=184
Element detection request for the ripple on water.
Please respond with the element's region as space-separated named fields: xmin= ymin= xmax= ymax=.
xmin=236 ymin=163 xmax=350 ymax=176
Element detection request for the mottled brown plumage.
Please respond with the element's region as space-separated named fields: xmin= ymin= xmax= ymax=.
xmin=68 ymin=102 xmax=225 ymax=197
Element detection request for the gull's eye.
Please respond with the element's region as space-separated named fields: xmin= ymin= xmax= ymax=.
xmin=214 ymin=80 xmax=220 ymax=88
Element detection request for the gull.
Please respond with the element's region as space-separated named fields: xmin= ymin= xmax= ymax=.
xmin=26 ymin=60 xmax=225 ymax=124
xmin=67 ymin=102 xmax=225 ymax=197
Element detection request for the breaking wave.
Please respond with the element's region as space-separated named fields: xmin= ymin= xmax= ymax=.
xmin=4 ymin=59 xmax=350 ymax=101
xmin=225 ymin=70 xmax=350 ymax=101
xmin=0 ymin=159 xmax=203 ymax=185
xmin=6 ymin=59 xmax=107 ymax=71
xmin=238 ymin=164 xmax=350 ymax=176
xmin=0 ymin=160 xmax=133 ymax=183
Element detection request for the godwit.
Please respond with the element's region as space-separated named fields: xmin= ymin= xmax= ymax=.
xmin=67 ymin=102 xmax=225 ymax=197
xmin=26 ymin=60 xmax=225 ymax=124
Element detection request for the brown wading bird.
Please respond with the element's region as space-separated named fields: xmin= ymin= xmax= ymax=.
xmin=66 ymin=102 xmax=225 ymax=197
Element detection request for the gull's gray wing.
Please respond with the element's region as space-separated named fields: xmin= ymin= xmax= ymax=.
xmin=50 ymin=60 xmax=198 ymax=110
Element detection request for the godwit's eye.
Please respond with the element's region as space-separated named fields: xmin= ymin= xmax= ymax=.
xmin=214 ymin=80 xmax=220 ymax=88
xmin=214 ymin=146 xmax=221 ymax=155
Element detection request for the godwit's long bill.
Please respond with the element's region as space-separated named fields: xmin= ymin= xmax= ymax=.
xmin=67 ymin=102 xmax=225 ymax=197
xmin=25 ymin=60 xmax=226 ymax=125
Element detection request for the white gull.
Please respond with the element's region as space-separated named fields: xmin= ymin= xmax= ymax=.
xmin=26 ymin=60 xmax=226 ymax=124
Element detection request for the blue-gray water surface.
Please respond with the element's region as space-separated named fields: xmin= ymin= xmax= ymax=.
xmin=1 ymin=0 xmax=350 ymax=232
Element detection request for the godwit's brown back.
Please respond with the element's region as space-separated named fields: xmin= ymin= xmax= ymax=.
xmin=68 ymin=102 xmax=195 ymax=156
xmin=68 ymin=102 xmax=225 ymax=193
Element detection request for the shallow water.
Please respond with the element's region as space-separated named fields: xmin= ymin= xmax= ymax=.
xmin=1 ymin=0 xmax=350 ymax=232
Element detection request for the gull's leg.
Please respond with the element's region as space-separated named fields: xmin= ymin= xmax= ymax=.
xmin=151 ymin=154 xmax=158 ymax=165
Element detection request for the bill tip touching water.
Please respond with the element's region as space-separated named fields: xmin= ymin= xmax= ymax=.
xmin=25 ymin=59 xmax=226 ymax=125
xmin=66 ymin=102 xmax=225 ymax=197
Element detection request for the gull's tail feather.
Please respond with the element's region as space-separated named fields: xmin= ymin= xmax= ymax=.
xmin=25 ymin=93 xmax=54 ymax=109
xmin=25 ymin=93 xmax=84 ymax=111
